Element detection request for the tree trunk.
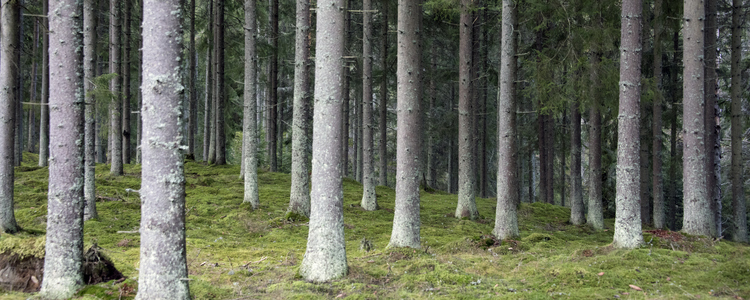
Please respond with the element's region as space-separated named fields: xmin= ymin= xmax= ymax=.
xmin=109 ymin=0 xmax=122 ymax=175
xmin=203 ymin=1 xmax=213 ymax=163
xmin=135 ymin=5 xmax=143 ymax=164
xmin=613 ymin=0 xmax=643 ymax=249
xmin=299 ymin=0 xmax=348 ymax=282
xmin=456 ymin=0 xmax=477 ymax=219
xmin=682 ymin=0 xmax=712 ymax=237
xmin=561 ymin=109 xmax=567 ymax=207
xmin=341 ymin=0 xmax=351 ymax=177
xmin=83 ymin=0 xmax=98 ymax=221
xmin=40 ymin=0 xmax=85 ymax=296
xmin=187 ymin=0 xmax=196 ymax=158
xmin=389 ymin=0 xmax=422 ymax=248
xmin=493 ymin=0 xmax=519 ymax=239
xmin=546 ymin=114 xmax=554 ymax=204
xmin=361 ymin=0 xmax=377 ymax=211
xmin=570 ymin=98 xmax=584 ymax=224
xmin=668 ymin=31 xmax=679 ymax=231
xmin=39 ymin=0 xmax=50 ymax=167
xmin=730 ymin=0 xmax=747 ymax=243
xmin=704 ymin=0 xmax=720 ymax=237
xmin=121 ymin=0 xmax=131 ymax=165
xmin=652 ymin=0 xmax=665 ymax=229
xmin=426 ymin=39 xmax=436 ymax=189
xmin=214 ymin=0 xmax=225 ymax=165
xmin=588 ymin=54 xmax=604 ymax=230
xmin=27 ymin=20 xmax=39 ymax=153
xmin=14 ymin=1 xmax=23 ymax=167
xmin=378 ymin=0 xmax=388 ymax=186
xmin=287 ymin=0 xmax=311 ymax=215
xmin=267 ymin=0 xmax=278 ymax=171
xmin=135 ymin=1 xmax=190 ymax=298
xmin=0 ymin=0 xmax=20 ymax=234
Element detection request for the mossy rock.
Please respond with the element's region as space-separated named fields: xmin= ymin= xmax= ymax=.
xmin=523 ymin=233 xmax=554 ymax=243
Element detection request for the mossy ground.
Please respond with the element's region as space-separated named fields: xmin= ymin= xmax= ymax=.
xmin=1 ymin=153 xmax=748 ymax=299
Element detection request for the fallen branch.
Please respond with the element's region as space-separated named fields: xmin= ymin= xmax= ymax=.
xmin=242 ymin=256 xmax=267 ymax=267
xmin=116 ymin=230 xmax=139 ymax=234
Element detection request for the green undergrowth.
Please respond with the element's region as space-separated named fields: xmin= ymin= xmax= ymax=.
xmin=1 ymin=152 xmax=748 ymax=299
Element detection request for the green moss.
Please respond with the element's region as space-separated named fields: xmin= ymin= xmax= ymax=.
xmin=0 ymin=235 xmax=45 ymax=259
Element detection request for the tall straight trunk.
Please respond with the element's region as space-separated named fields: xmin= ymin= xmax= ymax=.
xmin=730 ymin=0 xmax=747 ymax=243
xmin=14 ymin=0 xmax=23 ymax=167
xmin=356 ymin=82 xmax=363 ymax=183
xmin=588 ymin=54 xmax=604 ymax=230
xmin=361 ymin=0 xmax=377 ymax=210
xmin=682 ymin=0 xmax=712 ymax=237
xmin=121 ymin=0 xmax=131 ymax=165
xmin=493 ymin=0 xmax=519 ymax=239
xmin=613 ymin=0 xmax=644 ymax=249
xmin=570 ymin=98 xmax=584 ymax=224
xmin=538 ymin=113 xmax=546 ymax=203
xmin=652 ymin=0 xmax=665 ymax=229
xmin=640 ymin=111 xmax=650 ymax=225
xmin=288 ymin=0 xmax=310 ymax=215
xmin=561 ymin=109 xmax=566 ymax=207
xmin=40 ymin=0 xmax=85 ymax=296
xmin=187 ymin=0 xmax=196 ymax=158
xmin=27 ymin=20 xmax=39 ymax=153
xmin=214 ymin=0 xmax=225 ymax=165
xmin=704 ymin=0 xmax=720 ymax=237
xmin=135 ymin=1 xmax=190 ymax=297
xmin=545 ymin=114 xmax=554 ymax=204
xmin=83 ymin=0 xmax=98 ymax=221
xmin=389 ymin=0 xmax=422 ymax=248
xmin=208 ymin=0 xmax=218 ymax=165
xmin=341 ymin=0 xmax=351 ymax=177
xmin=456 ymin=0 xmax=477 ymax=219
xmin=135 ymin=4 xmax=142 ymax=164
xmin=668 ymin=31 xmax=679 ymax=231
xmin=426 ymin=39 xmax=436 ymax=189
xmin=38 ymin=0 xmax=49 ymax=167
xmin=109 ymin=0 xmax=122 ymax=175
xmin=267 ymin=0 xmax=278 ymax=171
xmin=203 ymin=16 xmax=212 ymax=163
xmin=299 ymin=0 xmax=348 ymax=282
xmin=0 ymin=0 xmax=20 ymax=234
xmin=378 ymin=0 xmax=388 ymax=186
xmin=479 ymin=5 xmax=489 ymax=199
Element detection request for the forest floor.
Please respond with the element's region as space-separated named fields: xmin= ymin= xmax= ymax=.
xmin=1 ymin=153 xmax=749 ymax=299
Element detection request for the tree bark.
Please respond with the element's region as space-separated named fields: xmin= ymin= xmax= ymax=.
xmin=704 ymin=0 xmax=720 ymax=237
xmin=682 ymin=0 xmax=712 ymax=237
xmin=361 ymin=0 xmax=377 ymax=211
xmin=121 ymin=0 xmax=131 ymax=165
xmin=570 ymin=98 xmax=584 ymax=225
xmin=242 ymin=0 xmax=260 ymax=207
xmin=388 ymin=0 xmax=422 ymax=248
xmin=588 ymin=54 xmax=604 ymax=230
xmin=40 ymin=0 xmax=85 ymax=296
xmin=456 ymin=0 xmax=477 ymax=219
xmin=187 ymin=0 xmax=196 ymax=158
xmin=341 ymin=0 xmax=351 ymax=178
xmin=39 ymin=0 xmax=49 ymax=167
xmin=613 ymin=0 xmax=643 ymax=249
xmin=27 ymin=20 xmax=39 ymax=153
xmin=109 ymin=0 xmax=122 ymax=175
xmin=668 ymin=31 xmax=679 ymax=231
xmin=135 ymin=1 xmax=190 ymax=298
xmin=299 ymin=0 xmax=348 ymax=282
xmin=203 ymin=0 xmax=213 ymax=163
xmin=0 ymin=0 xmax=20 ymax=234
xmin=84 ymin=0 xmax=98 ymax=221
xmin=267 ymin=0 xmax=278 ymax=171
xmin=14 ymin=0 xmax=23 ymax=167
xmin=493 ymin=0 xmax=519 ymax=240
xmin=214 ymin=0 xmax=225 ymax=165
xmin=288 ymin=0 xmax=310 ymax=215
xmin=652 ymin=0 xmax=665 ymax=229
xmin=730 ymin=0 xmax=747 ymax=243
xmin=378 ymin=0 xmax=388 ymax=186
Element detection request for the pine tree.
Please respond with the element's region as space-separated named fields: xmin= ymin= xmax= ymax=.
xmin=244 ymin=0 xmax=260 ymax=209
xmin=361 ymin=0 xmax=377 ymax=211
xmin=0 ymin=0 xmax=21 ymax=234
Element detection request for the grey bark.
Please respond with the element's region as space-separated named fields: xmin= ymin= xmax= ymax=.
xmin=652 ymin=0 xmax=665 ymax=229
xmin=378 ymin=0 xmax=388 ymax=186
xmin=730 ymin=0 xmax=747 ymax=243
xmin=288 ymin=0 xmax=311 ymax=216
xmin=14 ymin=0 xmax=22 ymax=167
xmin=426 ymin=41 xmax=436 ymax=189
xmin=38 ymin=0 xmax=49 ymax=167
xmin=84 ymin=0 xmax=98 ymax=221
xmin=682 ymin=0 xmax=712 ymax=237
xmin=39 ymin=0 xmax=85 ymax=296
xmin=493 ymin=0 xmax=519 ymax=240
xmin=388 ymin=0 xmax=421 ymax=248
xmin=588 ymin=54 xmax=604 ymax=230
xmin=214 ymin=0 xmax=225 ymax=165
xmin=121 ymin=0 xmax=131 ymax=165
xmin=135 ymin=1 xmax=190 ymax=298
xmin=361 ymin=0 xmax=377 ymax=211
xmin=299 ymin=0 xmax=348 ymax=282
xmin=208 ymin=0 xmax=217 ymax=164
xmin=341 ymin=0 xmax=350 ymax=177
xmin=203 ymin=4 xmax=212 ymax=163
xmin=456 ymin=0 xmax=477 ymax=219
xmin=27 ymin=21 xmax=39 ymax=154
xmin=109 ymin=0 xmax=122 ymax=175
xmin=613 ymin=0 xmax=644 ymax=249
xmin=243 ymin=0 xmax=260 ymax=208
xmin=187 ymin=0 xmax=196 ymax=158
xmin=0 ymin=0 xmax=20 ymax=234
xmin=135 ymin=7 xmax=142 ymax=164
xmin=668 ymin=31 xmax=679 ymax=231
xmin=570 ymin=99 xmax=584 ymax=225
xmin=704 ymin=0 xmax=720 ymax=237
